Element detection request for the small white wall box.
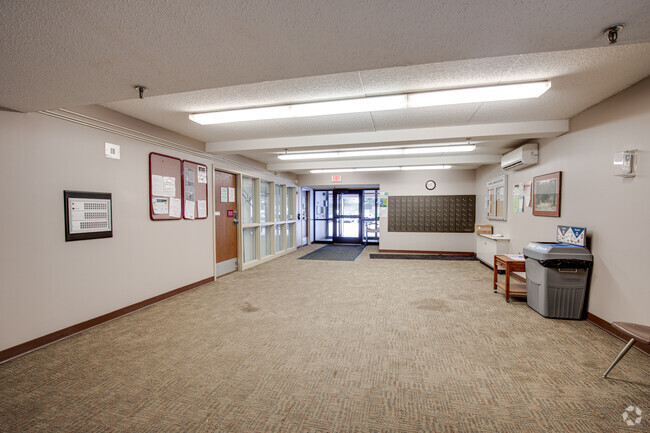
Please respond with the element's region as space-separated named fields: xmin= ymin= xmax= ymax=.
xmin=613 ymin=150 xmax=636 ymax=177
xmin=64 ymin=191 xmax=113 ymax=241
xmin=105 ymin=142 xmax=120 ymax=159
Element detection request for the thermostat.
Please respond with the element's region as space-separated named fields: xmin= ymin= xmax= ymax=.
xmin=613 ymin=150 xmax=636 ymax=178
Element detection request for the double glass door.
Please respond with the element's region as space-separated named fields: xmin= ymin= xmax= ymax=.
xmin=333 ymin=190 xmax=362 ymax=243
xmin=314 ymin=189 xmax=377 ymax=244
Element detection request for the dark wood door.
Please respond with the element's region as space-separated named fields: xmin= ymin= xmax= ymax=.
xmin=214 ymin=170 xmax=237 ymax=264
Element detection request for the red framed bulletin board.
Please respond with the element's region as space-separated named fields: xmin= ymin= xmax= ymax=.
xmin=149 ymin=152 xmax=182 ymax=220
xmin=182 ymin=160 xmax=209 ymax=219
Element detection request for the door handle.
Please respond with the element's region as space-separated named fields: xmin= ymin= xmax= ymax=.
xmin=233 ymin=210 xmax=239 ymax=225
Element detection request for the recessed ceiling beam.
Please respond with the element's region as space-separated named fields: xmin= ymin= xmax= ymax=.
xmin=206 ymin=120 xmax=568 ymax=153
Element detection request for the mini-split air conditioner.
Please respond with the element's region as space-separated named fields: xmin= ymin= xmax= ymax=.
xmin=501 ymin=143 xmax=539 ymax=171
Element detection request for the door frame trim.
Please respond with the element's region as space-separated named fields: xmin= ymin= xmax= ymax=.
xmin=213 ymin=168 xmax=240 ymax=279
xmin=333 ymin=189 xmax=363 ymax=244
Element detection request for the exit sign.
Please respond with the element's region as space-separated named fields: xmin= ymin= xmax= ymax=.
xmin=331 ymin=175 xmax=342 ymax=182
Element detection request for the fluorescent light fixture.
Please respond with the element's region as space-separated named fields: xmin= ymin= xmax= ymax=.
xmin=189 ymin=105 xmax=291 ymax=125
xmin=401 ymin=165 xmax=452 ymax=170
xmin=401 ymin=145 xmax=475 ymax=154
xmin=309 ymin=168 xmax=356 ymax=173
xmin=354 ymin=167 xmax=401 ymax=172
xmin=291 ymin=95 xmax=406 ymax=118
xmin=278 ymin=144 xmax=475 ymax=160
xmin=343 ymin=149 xmax=404 ymax=157
xmin=191 ymin=94 xmax=406 ymax=125
xmin=190 ymin=81 xmax=551 ymax=125
xmin=310 ymin=165 xmax=451 ymax=173
xmin=408 ymin=81 xmax=551 ymax=107
xmin=278 ymin=152 xmax=340 ymax=160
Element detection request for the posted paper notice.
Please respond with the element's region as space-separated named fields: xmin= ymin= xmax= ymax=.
xmin=197 ymin=200 xmax=207 ymax=218
xmin=197 ymin=166 xmax=207 ymax=184
xmin=185 ymin=200 xmax=195 ymax=219
xmin=163 ymin=176 xmax=176 ymax=197
xmin=169 ymin=197 xmax=181 ymax=218
xmin=152 ymin=175 xmax=164 ymax=196
xmin=152 ymin=197 xmax=169 ymax=215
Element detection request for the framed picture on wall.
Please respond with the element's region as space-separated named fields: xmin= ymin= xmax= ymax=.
xmin=532 ymin=171 xmax=562 ymax=217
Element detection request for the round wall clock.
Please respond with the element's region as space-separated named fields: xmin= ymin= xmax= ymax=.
xmin=425 ymin=180 xmax=436 ymax=190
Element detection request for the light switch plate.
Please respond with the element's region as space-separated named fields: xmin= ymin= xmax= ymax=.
xmin=105 ymin=142 xmax=120 ymax=159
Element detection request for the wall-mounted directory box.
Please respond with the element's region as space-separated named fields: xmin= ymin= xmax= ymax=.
xmin=64 ymin=191 xmax=113 ymax=241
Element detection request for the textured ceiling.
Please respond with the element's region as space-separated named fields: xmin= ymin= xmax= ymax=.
xmin=2 ymin=0 xmax=650 ymax=173
xmin=101 ymin=43 xmax=650 ymax=172
xmin=2 ymin=0 xmax=650 ymax=112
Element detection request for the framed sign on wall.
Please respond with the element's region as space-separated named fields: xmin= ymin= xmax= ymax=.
xmin=533 ymin=171 xmax=562 ymax=217
xmin=64 ymin=191 xmax=113 ymax=241
xmin=486 ymin=175 xmax=507 ymax=221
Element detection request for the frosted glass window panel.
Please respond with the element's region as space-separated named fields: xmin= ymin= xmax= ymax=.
xmin=315 ymin=220 xmax=333 ymax=242
xmin=363 ymin=191 xmax=377 ymax=219
xmin=275 ymin=224 xmax=284 ymax=252
xmin=243 ymin=227 xmax=257 ymax=263
xmin=287 ymin=223 xmax=294 ymax=248
xmin=275 ymin=184 xmax=283 ymax=221
xmin=260 ymin=181 xmax=271 ymax=223
xmin=314 ymin=190 xmax=333 ymax=219
xmin=286 ymin=187 xmax=295 ymax=220
xmin=242 ymin=176 xmax=255 ymax=224
xmin=261 ymin=225 xmax=272 ymax=257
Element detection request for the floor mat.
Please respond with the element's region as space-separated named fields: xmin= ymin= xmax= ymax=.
xmin=299 ymin=245 xmax=365 ymax=261
xmin=369 ymin=253 xmax=477 ymax=261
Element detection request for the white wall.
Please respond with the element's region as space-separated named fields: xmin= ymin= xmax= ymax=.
xmin=475 ymin=77 xmax=650 ymax=325
xmin=0 ymin=111 xmax=293 ymax=353
xmin=299 ymin=169 xmax=477 ymax=252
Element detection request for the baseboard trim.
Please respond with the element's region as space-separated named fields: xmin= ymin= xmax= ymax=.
xmin=0 ymin=277 xmax=214 ymax=364
xmin=587 ymin=313 xmax=650 ymax=356
xmin=378 ymin=249 xmax=475 ymax=256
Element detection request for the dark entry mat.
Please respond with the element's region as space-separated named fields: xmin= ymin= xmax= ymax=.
xmin=299 ymin=245 xmax=365 ymax=262
xmin=369 ymin=253 xmax=477 ymax=261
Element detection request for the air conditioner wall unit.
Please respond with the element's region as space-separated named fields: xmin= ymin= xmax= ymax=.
xmin=501 ymin=143 xmax=539 ymax=171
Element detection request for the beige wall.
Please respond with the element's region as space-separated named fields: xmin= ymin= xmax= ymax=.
xmin=475 ymin=77 xmax=650 ymax=325
xmin=0 ymin=111 xmax=294 ymax=353
xmin=299 ymin=169 xmax=477 ymax=252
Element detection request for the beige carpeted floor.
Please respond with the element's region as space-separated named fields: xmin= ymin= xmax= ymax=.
xmin=1 ymin=245 xmax=648 ymax=432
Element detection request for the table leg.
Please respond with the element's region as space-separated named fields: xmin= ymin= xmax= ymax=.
xmin=505 ymin=262 xmax=511 ymax=303
xmin=493 ymin=257 xmax=498 ymax=293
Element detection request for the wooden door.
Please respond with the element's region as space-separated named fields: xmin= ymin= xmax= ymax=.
xmin=214 ymin=170 xmax=238 ymax=276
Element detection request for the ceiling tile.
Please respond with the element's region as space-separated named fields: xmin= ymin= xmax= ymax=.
xmin=371 ymin=104 xmax=481 ymax=130
xmin=359 ymin=55 xmax=520 ymax=94
xmin=270 ymin=112 xmax=376 ymax=136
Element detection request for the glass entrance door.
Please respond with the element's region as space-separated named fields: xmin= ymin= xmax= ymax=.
xmin=333 ymin=190 xmax=362 ymax=243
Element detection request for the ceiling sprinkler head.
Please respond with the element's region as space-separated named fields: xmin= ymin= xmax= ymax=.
xmin=135 ymin=85 xmax=148 ymax=99
xmin=602 ymin=24 xmax=624 ymax=44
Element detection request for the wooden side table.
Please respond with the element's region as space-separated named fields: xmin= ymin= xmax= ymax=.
xmin=493 ymin=255 xmax=527 ymax=303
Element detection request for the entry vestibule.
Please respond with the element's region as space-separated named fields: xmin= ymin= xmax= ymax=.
xmin=314 ymin=189 xmax=380 ymax=245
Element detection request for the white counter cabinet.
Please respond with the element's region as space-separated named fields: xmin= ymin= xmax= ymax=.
xmin=476 ymin=234 xmax=510 ymax=267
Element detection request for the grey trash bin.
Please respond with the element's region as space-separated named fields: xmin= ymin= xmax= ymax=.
xmin=523 ymin=242 xmax=593 ymax=319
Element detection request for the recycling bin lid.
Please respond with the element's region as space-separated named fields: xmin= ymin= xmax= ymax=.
xmin=523 ymin=242 xmax=593 ymax=261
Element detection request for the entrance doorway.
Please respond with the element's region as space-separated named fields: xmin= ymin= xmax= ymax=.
xmin=314 ymin=189 xmax=378 ymax=244
xmin=333 ymin=190 xmax=362 ymax=243
xmin=214 ymin=170 xmax=238 ymax=277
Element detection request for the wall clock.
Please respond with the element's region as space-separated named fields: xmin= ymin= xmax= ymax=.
xmin=425 ymin=180 xmax=436 ymax=190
